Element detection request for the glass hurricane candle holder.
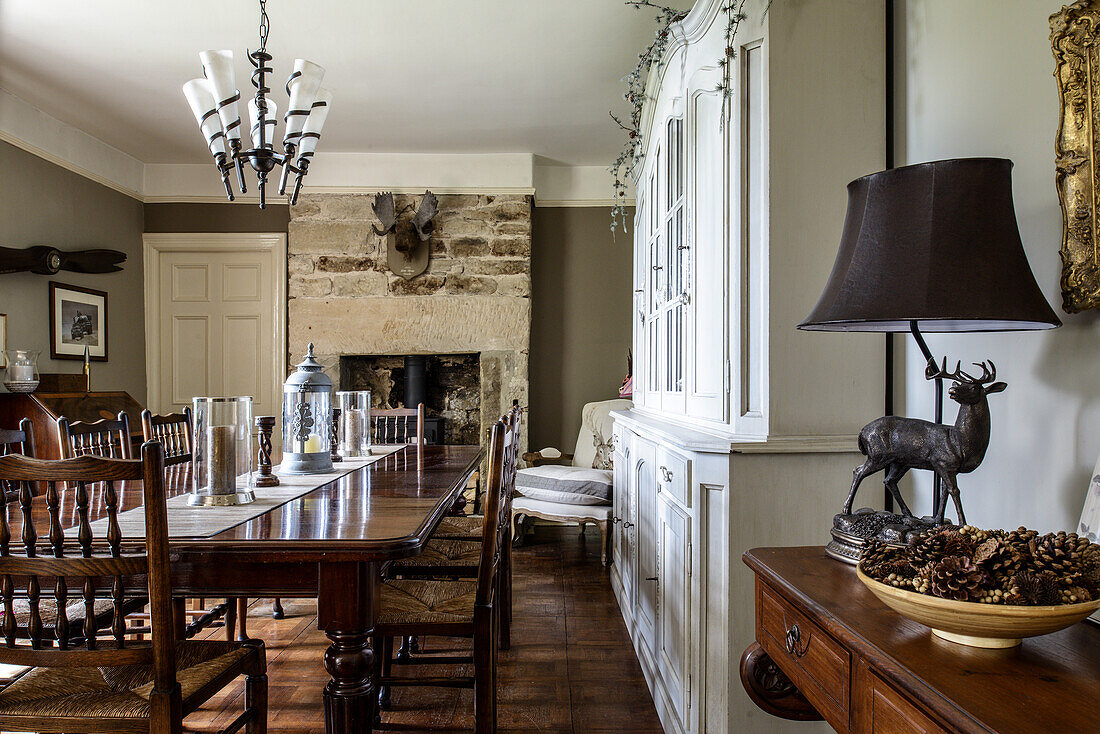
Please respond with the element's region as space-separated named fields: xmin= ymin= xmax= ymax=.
xmin=189 ymin=396 xmax=255 ymax=506
xmin=336 ymin=390 xmax=371 ymax=458
xmin=2 ymin=350 xmax=40 ymax=393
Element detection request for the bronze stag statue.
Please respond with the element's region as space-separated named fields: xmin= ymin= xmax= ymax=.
xmin=845 ymin=359 xmax=1006 ymax=526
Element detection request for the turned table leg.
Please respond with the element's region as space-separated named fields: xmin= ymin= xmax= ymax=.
xmin=739 ymin=642 xmax=822 ymax=722
xmin=319 ymin=561 xmax=378 ymax=734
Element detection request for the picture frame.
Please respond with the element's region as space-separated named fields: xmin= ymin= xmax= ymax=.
xmin=0 ymin=313 xmax=6 ymax=368
xmin=49 ymin=281 xmax=108 ymax=361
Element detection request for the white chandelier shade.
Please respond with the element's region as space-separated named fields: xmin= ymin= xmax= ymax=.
xmin=248 ymin=97 xmax=279 ymax=148
xmin=198 ymin=50 xmax=243 ymax=144
xmin=182 ymin=78 xmax=228 ymax=159
xmin=296 ymin=87 xmax=332 ymax=162
xmin=283 ymin=59 xmax=325 ymax=148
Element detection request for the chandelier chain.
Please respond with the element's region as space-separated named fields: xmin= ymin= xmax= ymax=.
xmin=258 ymin=0 xmax=270 ymax=53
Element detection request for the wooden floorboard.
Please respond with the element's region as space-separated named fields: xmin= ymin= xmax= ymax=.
xmin=180 ymin=525 xmax=664 ymax=733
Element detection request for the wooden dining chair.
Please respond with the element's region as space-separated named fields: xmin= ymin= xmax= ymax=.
xmin=0 ymin=419 xmax=36 ymax=501
xmin=371 ymin=403 xmax=425 ymax=445
xmin=57 ymin=412 xmax=133 ymax=459
xmin=373 ymin=418 xmax=509 ymax=733
xmin=386 ymin=404 xmax=523 ymax=651
xmin=140 ymin=409 xmax=247 ymax=643
xmin=0 ymin=442 xmax=267 ymax=734
xmin=140 ymin=408 xmax=193 ymax=466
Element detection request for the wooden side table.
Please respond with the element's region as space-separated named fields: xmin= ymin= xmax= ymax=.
xmin=741 ymin=546 xmax=1100 ymax=733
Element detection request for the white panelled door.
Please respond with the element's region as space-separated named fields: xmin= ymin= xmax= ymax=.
xmin=143 ymin=234 xmax=286 ymax=423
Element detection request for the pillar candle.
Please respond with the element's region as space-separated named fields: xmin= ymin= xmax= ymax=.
xmin=207 ymin=425 xmax=237 ymax=492
xmin=343 ymin=408 xmax=364 ymax=457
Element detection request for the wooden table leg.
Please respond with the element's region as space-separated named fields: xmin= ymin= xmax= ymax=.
xmin=318 ymin=561 xmax=378 ymax=734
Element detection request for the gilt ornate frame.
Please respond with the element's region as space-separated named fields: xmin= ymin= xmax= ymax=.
xmin=1052 ymin=1 xmax=1100 ymax=312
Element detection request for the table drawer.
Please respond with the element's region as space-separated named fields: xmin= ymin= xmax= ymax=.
xmin=868 ymin=673 xmax=949 ymax=734
xmin=656 ymin=446 xmax=690 ymax=508
xmin=758 ymin=582 xmax=850 ymax=729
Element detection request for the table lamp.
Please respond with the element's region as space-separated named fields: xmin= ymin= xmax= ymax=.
xmin=798 ymin=158 xmax=1061 ymax=562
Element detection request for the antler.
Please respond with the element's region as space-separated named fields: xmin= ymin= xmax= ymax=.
xmin=925 ymin=357 xmax=965 ymax=383
xmin=412 ymin=191 xmax=439 ymax=242
xmin=969 ymin=360 xmax=996 ymax=384
xmin=371 ymin=192 xmax=397 ymax=236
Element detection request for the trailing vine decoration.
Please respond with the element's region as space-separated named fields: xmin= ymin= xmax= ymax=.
xmin=609 ymin=0 xmax=769 ymax=232
xmin=609 ymin=1 xmax=688 ymax=234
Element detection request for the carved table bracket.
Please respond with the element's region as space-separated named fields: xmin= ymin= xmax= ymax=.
xmin=739 ymin=642 xmax=823 ymax=722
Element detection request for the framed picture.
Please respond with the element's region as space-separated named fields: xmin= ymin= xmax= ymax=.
xmin=49 ymin=282 xmax=108 ymax=361
xmin=0 ymin=313 xmax=6 ymax=368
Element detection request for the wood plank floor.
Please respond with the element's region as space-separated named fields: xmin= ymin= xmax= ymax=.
xmin=184 ymin=525 xmax=664 ymax=733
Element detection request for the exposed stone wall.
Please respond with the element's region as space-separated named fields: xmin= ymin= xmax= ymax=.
xmin=288 ymin=193 xmax=531 ymax=450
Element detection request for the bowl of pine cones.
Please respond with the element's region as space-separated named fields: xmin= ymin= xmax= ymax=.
xmin=856 ymin=526 xmax=1100 ymax=648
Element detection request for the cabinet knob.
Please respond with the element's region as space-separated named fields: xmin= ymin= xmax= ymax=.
xmin=612 ymin=517 xmax=621 ymax=524
xmin=645 ymin=576 xmax=658 ymax=582
xmin=622 ymin=521 xmax=634 ymax=529
xmin=659 ymin=466 xmax=673 ymax=483
xmin=785 ymin=623 xmax=809 ymax=658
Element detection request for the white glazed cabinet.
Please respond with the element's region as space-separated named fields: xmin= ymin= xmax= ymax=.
xmin=610 ymin=0 xmax=888 ymax=732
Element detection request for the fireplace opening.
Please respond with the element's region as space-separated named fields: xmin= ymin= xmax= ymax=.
xmin=339 ymin=354 xmax=481 ymax=445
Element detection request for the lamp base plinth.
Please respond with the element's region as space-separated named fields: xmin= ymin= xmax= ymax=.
xmin=826 ymin=508 xmax=949 ymax=565
xmin=186 ymin=489 xmax=256 ymax=507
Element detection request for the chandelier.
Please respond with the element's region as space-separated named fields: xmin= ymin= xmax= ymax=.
xmin=182 ymin=0 xmax=332 ymax=208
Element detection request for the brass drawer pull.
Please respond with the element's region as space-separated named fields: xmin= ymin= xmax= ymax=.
xmin=785 ymin=623 xmax=810 ymax=658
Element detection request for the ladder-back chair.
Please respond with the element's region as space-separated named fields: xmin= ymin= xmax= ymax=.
xmin=371 ymin=404 xmax=425 ymax=445
xmin=373 ymin=418 xmax=509 ymax=733
xmin=139 ymin=409 xmax=192 ymax=466
xmin=0 ymin=443 xmax=267 ymax=734
xmin=58 ymin=412 xmax=133 ymax=460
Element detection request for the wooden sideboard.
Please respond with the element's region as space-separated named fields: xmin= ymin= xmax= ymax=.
xmin=0 ymin=391 xmax=145 ymax=459
xmin=741 ymin=547 xmax=1100 ymax=733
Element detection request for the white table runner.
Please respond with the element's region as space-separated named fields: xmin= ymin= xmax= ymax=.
xmin=76 ymin=445 xmax=406 ymax=540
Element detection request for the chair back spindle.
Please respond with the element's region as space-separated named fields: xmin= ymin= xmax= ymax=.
xmin=141 ymin=408 xmax=193 ymax=466
xmin=0 ymin=419 xmax=36 ymax=500
xmin=475 ymin=420 xmax=508 ymax=609
xmin=58 ymin=412 xmax=133 ymax=460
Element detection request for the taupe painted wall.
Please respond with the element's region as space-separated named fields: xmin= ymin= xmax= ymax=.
xmin=144 ymin=202 xmax=290 ymax=233
xmin=0 ymin=141 xmax=146 ymax=400
xmin=530 ymin=206 xmax=633 ymax=451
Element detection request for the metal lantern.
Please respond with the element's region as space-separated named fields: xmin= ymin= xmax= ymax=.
xmin=281 ymin=343 xmax=333 ymax=474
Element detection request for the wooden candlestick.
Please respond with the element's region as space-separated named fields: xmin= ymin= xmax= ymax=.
xmin=330 ymin=407 xmax=343 ymax=462
xmin=255 ymin=416 xmax=280 ymax=487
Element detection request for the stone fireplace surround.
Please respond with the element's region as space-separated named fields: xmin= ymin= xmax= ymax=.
xmin=287 ymin=192 xmax=531 ymax=451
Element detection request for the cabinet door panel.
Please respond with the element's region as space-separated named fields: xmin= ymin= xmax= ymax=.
xmin=687 ymin=80 xmax=728 ymax=422
xmin=634 ymin=438 xmax=658 ymax=656
xmin=657 ymin=493 xmax=691 ymax=726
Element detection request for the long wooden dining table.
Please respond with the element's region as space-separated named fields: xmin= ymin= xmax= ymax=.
xmin=17 ymin=443 xmax=483 ymax=734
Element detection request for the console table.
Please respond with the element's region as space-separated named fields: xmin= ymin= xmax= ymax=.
xmin=741 ymin=546 xmax=1100 ymax=733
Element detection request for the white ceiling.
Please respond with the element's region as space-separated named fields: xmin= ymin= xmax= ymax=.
xmin=0 ymin=0 xmax=694 ymax=166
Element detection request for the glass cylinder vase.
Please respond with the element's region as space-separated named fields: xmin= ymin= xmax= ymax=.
xmin=189 ymin=396 xmax=255 ymax=506
xmin=336 ymin=391 xmax=371 ymax=458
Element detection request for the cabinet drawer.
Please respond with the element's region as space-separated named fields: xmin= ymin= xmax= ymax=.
xmin=868 ymin=673 xmax=949 ymax=734
xmin=758 ymin=583 xmax=850 ymax=730
xmin=656 ymin=446 xmax=690 ymax=508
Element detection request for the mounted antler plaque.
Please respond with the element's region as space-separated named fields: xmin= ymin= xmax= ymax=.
xmin=1053 ymin=1 xmax=1100 ymax=312
xmin=371 ymin=191 xmax=438 ymax=280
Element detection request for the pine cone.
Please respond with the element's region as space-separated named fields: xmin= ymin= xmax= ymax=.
xmin=908 ymin=528 xmax=973 ymax=571
xmin=911 ymin=563 xmax=932 ymax=594
xmin=878 ymin=560 xmax=916 ymax=587
xmin=1005 ymin=527 xmax=1040 ymax=567
xmin=959 ymin=525 xmax=991 ymax=543
xmin=1005 ymin=570 xmax=1059 ymax=606
xmin=1031 ymin=531 xmax=1091 ymax=581
xmin=929 ymin=555 xmax=985 ymax=602
xmin=859 ymin=539 xmax=904 ymax=577
xmin=972 ymin=537 xmax=1022 ymax=580
xmin=1060 ymin=586 xmax=1092 ymax=604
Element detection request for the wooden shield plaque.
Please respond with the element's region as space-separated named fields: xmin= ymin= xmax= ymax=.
xmin=386 ymin=220 xmax=430 ymax=280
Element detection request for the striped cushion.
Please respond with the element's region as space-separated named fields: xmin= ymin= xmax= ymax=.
xmin=515 ymin=465 xmax=612 ymax=506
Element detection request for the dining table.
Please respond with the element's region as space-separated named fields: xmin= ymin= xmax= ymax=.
xmin=15 ymin=442 xmax=483 ymax=734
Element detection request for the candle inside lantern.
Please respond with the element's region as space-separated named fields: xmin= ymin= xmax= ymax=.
xmin=9 ymin=364 xmax=33 ymax=381
xmin=343 ymin=408 xmax=365 ymax=457
xmin=206 ymin=425 xmax=238 ymax=492
xmin=303 ymin=433 xmax=324 ymax=454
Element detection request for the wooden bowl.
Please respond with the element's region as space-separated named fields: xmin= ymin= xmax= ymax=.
xmin=856 ymin=567 xmax=1100 ymax=648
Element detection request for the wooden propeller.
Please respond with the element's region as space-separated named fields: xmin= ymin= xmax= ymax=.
xmin=0 ymin=245 xmax=126 ymax=275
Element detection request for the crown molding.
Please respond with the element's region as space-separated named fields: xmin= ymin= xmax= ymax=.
xmin=2 ymin=88 xmax=627 ymax=207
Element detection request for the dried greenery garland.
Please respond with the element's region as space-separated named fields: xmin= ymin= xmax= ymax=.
xmin=609 ymin=0 xmax=753 ymax=234
xmin=859 ymin=526 xmax=1100 ymax=606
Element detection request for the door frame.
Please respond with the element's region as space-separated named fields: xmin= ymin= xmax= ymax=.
xmin=142 ymin=232 xmax=287 ymax=413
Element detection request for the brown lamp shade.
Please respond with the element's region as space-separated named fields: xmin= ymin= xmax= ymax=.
xmin=799 ymin=158 xmax=1061 ymax=332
